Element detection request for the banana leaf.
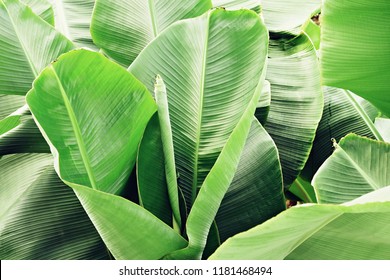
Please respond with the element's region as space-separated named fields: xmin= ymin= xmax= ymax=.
xmin=210 ymin=187 xmax=390 ymax=260
xmin=26 ymin=49 xmax=156 ymax=194
xmin=312 ymin=134 xmax=390 ymax=204
xmin=91 ymin=0 xmax=212 ymax=66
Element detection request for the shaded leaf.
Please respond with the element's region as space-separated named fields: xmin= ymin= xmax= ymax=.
xmin=215 ymin=118 xmax=285 ymax=242
xmin=0 ymin=154 xmax=109 ymax=259
xmin=264 ymin=33 xmax=323 ymax=186
xmin=137 ymin=113 xmax=173 ymax=226
xmin=210 ymin=187 xmax=390 ymax=260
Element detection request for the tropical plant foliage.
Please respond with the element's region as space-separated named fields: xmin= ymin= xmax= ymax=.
xmin=0 ymin=0 xmax=389 ymax=260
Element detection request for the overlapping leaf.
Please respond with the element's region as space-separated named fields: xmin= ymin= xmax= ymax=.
xmin=0 ymin=0 xmax=74 ymax=96
xmin=0 ymin=154 xmax=109 ymax=259
xmin=27 ymin=49 xmax=156 ymax=194
xmin=210 ymin=187 xmax=390 ymax=260
xmin=261 ymin=0 xmax=320 ymax=33
xmin=47 ymin=0 xmax=96 ymax=49
xmin=215 ymin=118 xmax=285 ymax=242
xmin=0 ymin=105 xmax=49 ymax=156
xmin=71 ymin=184 xmax=187 ymax=260
xmin=312 ymin=134 xmax=390 ymax=204
xmin=91 ymin=0 xmax=212 ymax=66
xmin=130 ymin=9 xmax=268 ymax=213
xmin=302 ymin=87 xmax=381 ymax=180
xmin=264 ymin=33 xmax=323 ymax=186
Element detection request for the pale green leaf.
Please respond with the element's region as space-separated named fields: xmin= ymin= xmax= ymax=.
xmin=0 ymin=0 xmax=74 ymax=96
xmin=26 ymin=49 xmax=156 ymax=194
xmin=212 ymin=0 xmax=261 ymax=12
xmin=264 ymin=33 xmax=323 ymax=186
xmin=375 ymin=118 xmax=390 ymax=143
xmin=261 ymin=0 xmax=320 ymax=33
xmin=21 ymin=0 xmax=54 ymax=24
xmin=0 ymin=95 xmax=25 ymax=119
xmin=47 ymin=0 xmax=96 ymax=49
xmin=91 ymin=0 xmax=212 ymax=66
xmin=312 ymin=134 xmax=390 ymax=204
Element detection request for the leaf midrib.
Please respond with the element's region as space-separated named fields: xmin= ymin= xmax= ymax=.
xmin=148 ymin=0 xmax=158 ymax=37
xmin=338 ymin=145 xmax=380 ymax=190
xmin=344 ymin=90 xmax=383 ymax=141
xmin=191 ymin=13 xmax=210 ymax=205
xmin=2 ymin=1 xmax=39 ymax=77
xmin=285 ymin=210 xmax=343 ymax=258
xmin=50 ymin=65 xmax=98 ymax=190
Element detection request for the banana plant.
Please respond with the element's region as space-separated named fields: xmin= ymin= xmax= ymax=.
xmin=1 ymin=0 xmax=389 ymax=260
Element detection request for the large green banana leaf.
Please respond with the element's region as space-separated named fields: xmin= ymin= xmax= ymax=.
xmin=212 ymin=0 xmax=261 ymax=12
xmin=91 ymin=0 xmax=212 ymax=66
xmin=264 ymin=33 xmax=323 ymax=186
xmin=302 ymin=87 xmax=382 ymax=180
xmin=21 ymin=0 xmax=53 ymax=24
xmin=312 ymin=134 xmax=390 ymax=204
xmin=0 ymin=105 xmax=49 ymax=155
xmin=129 ymin=9 xmax=268 ymax=214
xmin=0 ymin=154 xmax=109 ymax=259
xmin=47 ymin=0 xmax=96 ymax=49
xmin=215 ymin=118 xmax=286 ymax=242
xmin=166 ymin=75 xmax=265 ymax=260
xmin=137 ymin=113 xmax=173 ymax=226
xmin=0 ymin=0 xmax=74 ymax=96
xmin=261 ymin=0 xmax=320 ymax=33
xmin=210 ymin=187 xmax=390 ymax=260
xmin=321 ymin=0 xmax=390 ymax=116
xmin=71 ymin=184 xmax=188 ymax=260
xmin=26 ymin=49 xmax=156 ymax=195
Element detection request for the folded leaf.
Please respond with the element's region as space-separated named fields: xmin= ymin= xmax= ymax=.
xmin=130 ymin=9 xmax=268 ymax=213
xmin=312 ymin=134 xmax=390 ymax=204
xmin=137 ymin=113 xmax=173 ymax=226
xmin=71 ymin=184 xmax=188 ymax=260
xmin=215 ymin=118 xmax=286 ymax=242
xmin=91 ymin=0 xmax=212 ymax=66
xmin=264 ymin=33 xmax=323 ymax=186
xmin=22 ymin=0 xmax=54 ymax=24
xmin=0 ymin=0 xmax=74 ymax=96
xmin=27 ymin=49 xmax=156 ymax=194
xmin=321 ymin=0 xmax=390 ymax=115
xmin=210 ymin=187 xmax=390 ymax=260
